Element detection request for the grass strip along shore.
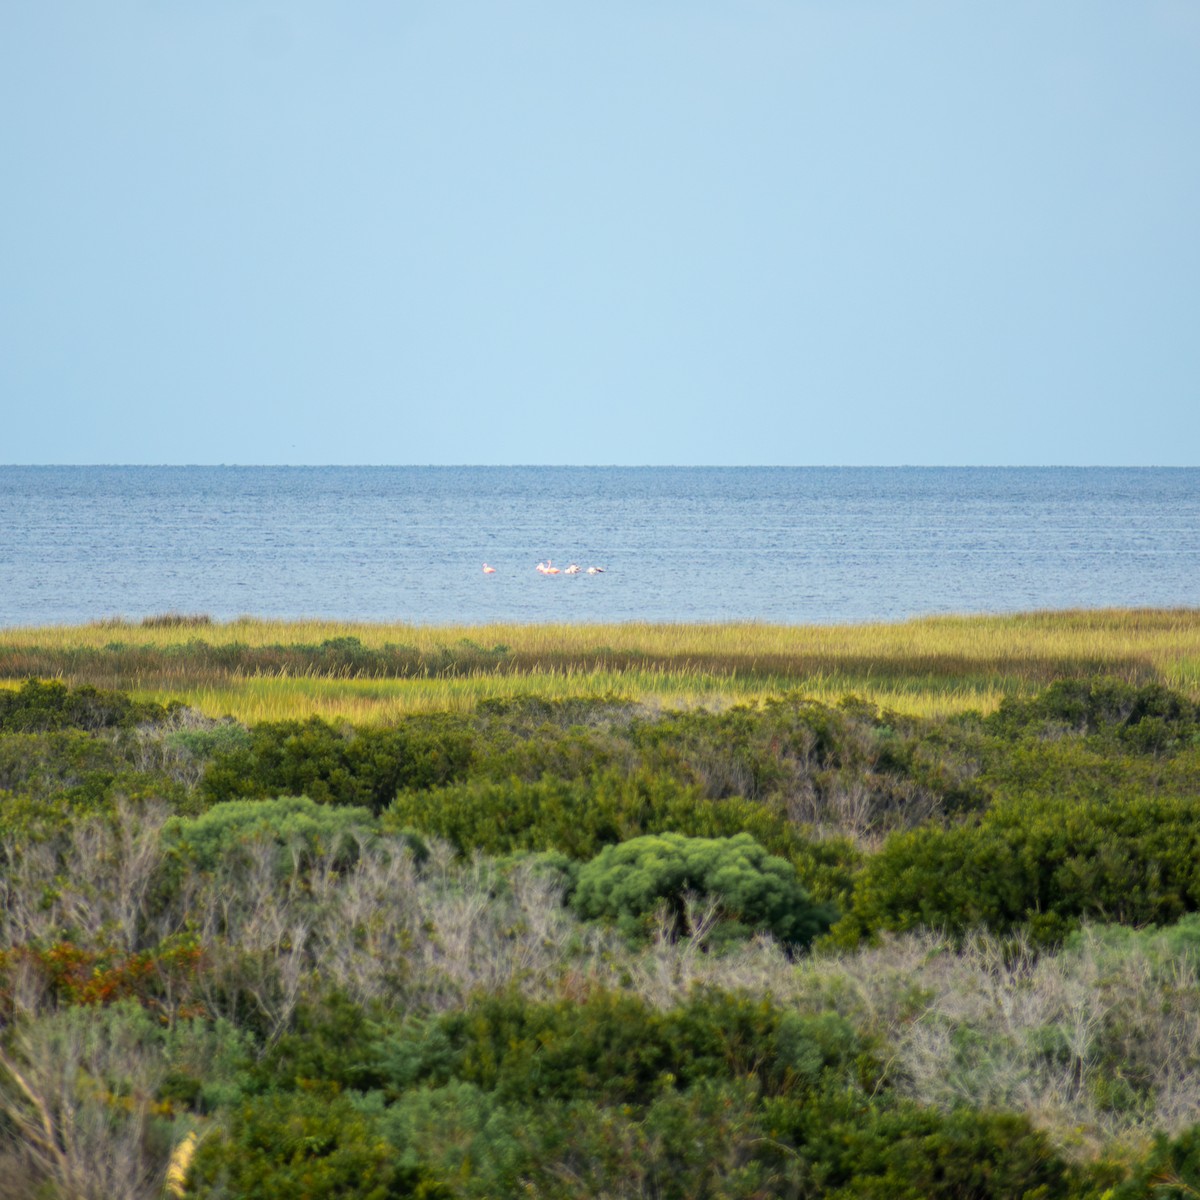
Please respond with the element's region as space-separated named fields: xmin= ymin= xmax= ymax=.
xmin=1 ymin=607 xmax=1197 ymax=723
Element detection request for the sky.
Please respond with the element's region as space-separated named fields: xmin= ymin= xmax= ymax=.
xmin=1 ymin=2 xmax=1197 ymax=466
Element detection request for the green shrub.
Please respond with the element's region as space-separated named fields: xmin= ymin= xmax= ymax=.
xmin=1068 ymin=912 xmax=1200 ymax=970
xmin=835 ymin=791 xmax=1200 ymax=946
xmin=371 ymin=1080 xmax=521 ymax=1197
xmin=510 ymin=1080 xmax=776 ymax=1200
xmin=394 ymin=989 xmax=869 ymax=1109
xmin=159 ymin=1016 xmax=258 ymax=1115
xmin=386 ymin=768 xmax=725 ymax=860
xmin=257 ymin=993 xmax=389 ymax=1094
xmin=986 ymin=678 xmax=1199 ymax=751
xmin=385 ymin=767 xmax=858 ymax=905
xmin=1114 ymin=1124 xmax=1200 ymax=1198
xmin=0 ymin=677 xmax=170 ymax=732
xmin=188 ymin=1088 xmax=416 ymax=1200
xmin=163 ymin=795 xmax=375 ymax=873
xmin=201 ymin=716 xmax=472 ymax=813
xmin=572 ymin=832 xmax=835 ymax=949
xmin=765 ymin=1091 xmax=1077 ymax=1200
xmin=0 ymin=728 xmax=189 ymax=837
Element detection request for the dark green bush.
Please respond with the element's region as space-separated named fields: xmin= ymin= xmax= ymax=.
xmin=572 ymin=831 xmax=835 ymax=949
xmin=835 ymin=791 xmax=1200 ymax=945
xmin=986 ymin=678 xmax=1199 ymax=752
xmin=384 ymin=767 xmax=859 ymax=905
xmin=0 ymin=678 xmax=171 ymax=732
xmin=393 ymin=989 xmax=870 ymax=1108
xmin=0 ymin=729 xmax=124 ymax=795
xmin=0 ymin=728 xmax=189 ymax=837
xmin=764 ymin=1090 xmax=1078 ymax=1200
xmin=1114 ymin=1124 xmax=1200 ymax=1198
xmin=201 ymin=716 xmax=472 ymax=813
xmin=508 ymin=1080 xmax=778 ymax=1200
xmin=385 ymin=769 xmax=702 ymax=860
xmin=188 ymin=1088 xmax=419 ymax=1200
xmin=257 ymin=992 xmax=390 ymax=1094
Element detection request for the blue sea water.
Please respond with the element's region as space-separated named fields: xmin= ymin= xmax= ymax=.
xmin=0 ymin=466 xmax=1197 ymax=627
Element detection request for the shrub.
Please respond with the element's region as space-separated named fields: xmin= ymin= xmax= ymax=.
xmin=1115 ymin=1124 xmax=1200 ymax=1198
xmin=835 ymin=791 xmax=1200 ymax=946
xmin=765 ymin=1091 xmax=1077 ymax=1200
xmin=201 ymin=717 xmax=471 ymax=813
xmin=0 ymin=678 xmax=170 ymax=733
xmin=571 ymin=832 xmax=835 ymax=949
xmin=162 ymin=795 xmax=374 ymax=874
xmin=257 ymin=993 xmax=389 ymax=1094
xmin=187 ymin=1088 xmax=415 ymax=1200
xmin=394 ymin=989 xmax=869 ymax=1108
xmin=384 ymin=768 xmax=859 ymax=905
xmin=985 ymin=678 xmax=1199 ymax=751
xmin=385 ymin=770 xmax=688 ymax=860
xmin=1067 ymin=912 xmax=1200 ymax=970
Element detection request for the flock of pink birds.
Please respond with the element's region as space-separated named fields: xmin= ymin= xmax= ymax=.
xmin=481 ymin=561 xmax=605 ymax=575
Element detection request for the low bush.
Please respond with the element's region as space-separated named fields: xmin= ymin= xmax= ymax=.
xmin=985 ymin=678 xmax=1199 ymax=753
xmin=571 ymin=832 xmax=835 ymax=949
xmin=163 ymin=795 xmax=375 ymax=874
xmin=0 ymin=678 xmax=171 ymax=733
xmin=835 ymin=791 xmax=1200 ymax=945
xmin=200 ymin=716 xmax=472 ymax=813
xmin=188 ymin=1088 xmax=420 ymax=1200
xmin=391 ymin=989 xmax=870 ymax=1107
xmin=385 ymin=768 xmax=859 ymax=905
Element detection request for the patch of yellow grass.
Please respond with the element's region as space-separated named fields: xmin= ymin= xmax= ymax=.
xmin=5 ymin=609 xmax=1197 ymax=724
xmin=2 ymin=605 xmax=1197 ymax=657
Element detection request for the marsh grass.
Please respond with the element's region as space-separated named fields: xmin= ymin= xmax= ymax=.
xmin=2 ymin=608 xmax=1197 ymax=723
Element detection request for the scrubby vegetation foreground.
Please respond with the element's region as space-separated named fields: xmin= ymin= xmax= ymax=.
xmin=3 ymin=674 xmax=1200 ymax=1197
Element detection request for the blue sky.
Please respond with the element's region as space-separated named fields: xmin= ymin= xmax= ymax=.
xmin=2 ymin=2 xmax=1197 ymax=465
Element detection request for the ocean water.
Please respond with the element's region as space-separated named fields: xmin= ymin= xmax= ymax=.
xmin=1 ymin=466 xmax=1197 ymax=627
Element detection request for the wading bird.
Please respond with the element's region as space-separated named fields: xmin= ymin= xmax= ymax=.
xmin=482 ymin=563 xmax=496 ymax=574
xmin=587 ymin=566 xmax=605 ymax=574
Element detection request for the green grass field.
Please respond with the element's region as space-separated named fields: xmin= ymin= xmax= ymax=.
xmin=2 ymin=607 xmax=1197 ymax=722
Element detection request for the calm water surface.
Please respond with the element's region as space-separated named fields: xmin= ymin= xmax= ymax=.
xmin=1 ymin=467 xmax=1196 ymax=626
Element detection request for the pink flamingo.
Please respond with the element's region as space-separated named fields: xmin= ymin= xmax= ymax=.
xmin=564 ymin=564 xmax=581 ymax=575
xmin=482 ymin=563 xmax=496 ymax=574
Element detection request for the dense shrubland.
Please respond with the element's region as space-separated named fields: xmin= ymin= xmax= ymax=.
xmin=1 ymin=673 xmax=1200 ymax=1196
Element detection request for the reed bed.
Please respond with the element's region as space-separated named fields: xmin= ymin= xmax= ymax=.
xmin=2 ymin=608 xmax=1196 ymax=724
xmin=123 ymin=672 xmax=1017 ymax=725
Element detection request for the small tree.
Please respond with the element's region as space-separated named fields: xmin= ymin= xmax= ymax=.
xmin=571 ymin=832 xmax=833 ymax=951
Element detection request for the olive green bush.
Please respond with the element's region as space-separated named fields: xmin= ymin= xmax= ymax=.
xmin=385 ymin=768 xmax=859 ymax=905
xmin=188 ymin=1089 xmax=418 ymax=1200
xmin=571 ymin=831 xmax=835 ymax=949
xmin=985 ymin=678 xmax=1199 ymax=752
xmin=162 ymin=795 xmax=374 ymax=874
xmin=201 ymin=716 xmax=471 ymax=814
xmin=0 ymin=678 xmax=171 ymax=733
xmin=835 ymin=791 xmax=1200 ymax=946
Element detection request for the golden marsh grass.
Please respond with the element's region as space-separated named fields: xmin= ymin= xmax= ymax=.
xmin=2 ymin=608 xmax=1197 ymax=724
